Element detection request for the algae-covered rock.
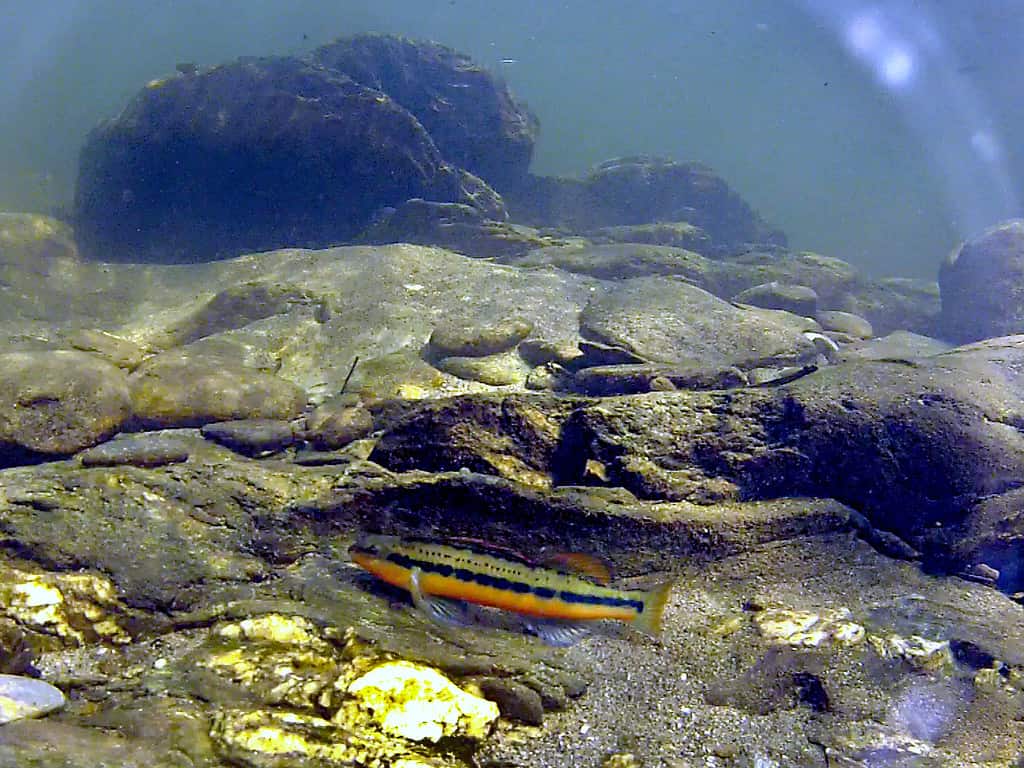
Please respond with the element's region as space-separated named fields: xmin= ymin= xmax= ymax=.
xmin=200 ymin=419 xmax=301 ymax=457
xmin=341 ymin=660 xmax=499 ymax=743
xmin=160 ymin=281 xmax=318 ymax=347
xmin=0 ymin=350 xmax=130 ymax=459
xmin=732 ymin=281 xmax=818 ymax=317
xmin=815 ymin=309 xmax=873 ymax=339
xmin=211 ymin=708 xmax=446 ymax=768
xmin=580 ymin=276 xmax=818 ymax=370
xmin=65 ymin=329 xmax=148 ymax=370
xmin=305 ymin=400 xmax=374 ymax=450
xmin=0 ymin=212 xmax=78 ymax=264
xmin=358 ymin=199 xmax=561 ymax=259
xmin=590 ymin=221 xmax=711 ymax=252
xmin=940 ymin=220 xmax=1024 ymax=342
xmin=427 ymin=317 xmax=534 ymax=358
xmin=78 ymin=431 xmax=192 ymax=467
xmin=434 ymin=351 xmax=529 ymax=387
xmin=201 ymin=615 xmax=340 ymax=711
xmin=129 ymin=350 xmax=307 ymax=428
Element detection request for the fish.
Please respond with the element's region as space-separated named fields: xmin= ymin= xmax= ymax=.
xmin=348 ymin=534 xmax=673 ymax=645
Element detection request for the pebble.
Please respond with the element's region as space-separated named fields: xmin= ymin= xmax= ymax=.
xmin=428 ymin=317 xmax=534 ymax=358
xmin=78 ymin=432 xmax=192 ymax=467
xmin=0 ymin=674 xmax=66 ymax=724
xmin=200 ymin=419 xmax=299 ymax=457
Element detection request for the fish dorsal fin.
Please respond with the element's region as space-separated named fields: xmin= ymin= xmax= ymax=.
xmin=540 ymin=552 xmax=613 ymax=585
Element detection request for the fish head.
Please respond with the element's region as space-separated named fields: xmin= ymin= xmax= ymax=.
xmin=349 ymin=532 xmax=400 ymax=561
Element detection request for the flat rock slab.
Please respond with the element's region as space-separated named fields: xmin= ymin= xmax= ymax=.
xmin=580 ymin=276 xmax=818 ymax=369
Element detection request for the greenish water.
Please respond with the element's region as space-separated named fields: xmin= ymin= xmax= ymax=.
xmin=1 ymin=0 xmax=1021 ymax=276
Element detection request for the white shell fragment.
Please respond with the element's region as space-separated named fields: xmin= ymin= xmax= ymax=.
xmin=0 ymin=674 xmax=66 ymax=725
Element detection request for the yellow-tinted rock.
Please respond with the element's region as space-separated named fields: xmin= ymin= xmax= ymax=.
xmin=866 ymin=633 xmax=951 ymax=671
xmin=128 ymin=350 xmax=307 ymax=428
xmin=202 ymin=616 xmax=339 ymax=710
xmin=211 ymin=708 xmax=445 ymax=768
xmin=435 ymin=350 xmax=529 ymax=386
xmin=0 ymin=212 xmax=78 ymax=264
xmin=754 ymin=607 xmax=865 ymax=648
xmin=341 ymin=661 xmax=499 ymax=743
xmin=0 ymin=565 xmax=130 ymax=646
xmin=216 ymin=614 xmax=330 ymax=651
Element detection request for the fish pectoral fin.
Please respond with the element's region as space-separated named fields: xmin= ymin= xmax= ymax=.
xmin=524 ymin=618 xmax=592 ymax=647
xmin=409 ymin=567 xmax=474 ymax=628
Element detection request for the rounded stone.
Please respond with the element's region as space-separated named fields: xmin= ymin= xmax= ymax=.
xmin=0 ymin=350 xmax=131 ymax=455
xmin=78 ymin=432 xmax=192 ymax=467
xmin=477 ymin=677 xmax=545 ymax=725
xmin=128 ymin=351 xmax=307 ymax=428
xmin=435 ymin=351 xmax=529 ymax=386
xmin=939 ymin=219 xmax=1024 ymax=343
xmin=0 ymin=674 xmax=66 ymax=725
xmin=816 ymin=310 xmax=873 ymax=339
xmin=733 ymin=281 xmax=819 ymax=317
xmin=428 ymin=317 xmax=534 ymax=358
xmin=305 ymin=401 xmax=374 ymax=450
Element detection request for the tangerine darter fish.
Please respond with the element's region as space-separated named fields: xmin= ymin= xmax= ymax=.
xmin=349 ymin=533 xmax=673 ymax=646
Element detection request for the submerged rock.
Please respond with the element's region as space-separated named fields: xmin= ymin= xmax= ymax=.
xmin=505 ymin=156 xmax=786 ymax=251
xmin=733 ymin=281 xmax=818 ymax=317
xmin=129 ymin=350 xmax=307 ymax=428
xmin=0 ymin=674 xmax=65 ymax=724
xmin=201 ymin=419 xmax=300 ymax=457
xmin=580 ymin=276 xmax=818 ymax=370
xmin=427 ymin=316 xmax=534 ymax=358
xmin=0 ymin=212 xmax=78 ymax=264
xmin=312 ymin=33 xmax=538 ymax=188
xmin=305 ymin=399 xmax=374 ymax=450
xmin=939 ymin=219 xmax=1024 ymax=343
xmin=78 ymin=431 xmax=192 ymax=467
xmin=341 ymin=660 xmax=499 ymax=743
xmin=0 ymin=350 xmax=131 ymax=460
xmin=75 ymin=56 xmax=492 ymax=262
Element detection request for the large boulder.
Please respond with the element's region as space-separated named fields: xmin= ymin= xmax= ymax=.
xmin=75 ymin=56 xmax=497 ymax=262
xmin=311 ymin=34 xmax=538 ymax=188
xmin=938 ymin=219 xmax=1024 ymax=343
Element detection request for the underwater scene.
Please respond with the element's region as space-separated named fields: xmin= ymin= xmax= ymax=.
xmin=2 ymin=1 xmax=1024 ymax=766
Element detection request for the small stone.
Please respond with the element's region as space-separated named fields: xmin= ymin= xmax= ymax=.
xmin=477 ymin=677 xmax=545 ymax=725
xmin=733 ymin=281 xmax=818 ymax=317
xmin=201 ymin=419 xmax=299 ymax=456
xmin=428 ymin=317 xmax=534 ymax=358
xmin=435 ymin=350 xmax=528 ymax=386
xmin=0 ymin=674 xmax=66 ymax=724
xmin=305 ymin=400 xmax=374 ymax=450
xmin=78 ymin=432 xmax=192 ymax=467
xmin=341 ymin=661 xmax=499 ymax=743
xmin=816 ymin=310 xmax=873 ymax=339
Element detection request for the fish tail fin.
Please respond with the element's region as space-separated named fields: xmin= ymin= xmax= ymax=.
xmin=633 ymin=579 xmax=674 ymax=637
